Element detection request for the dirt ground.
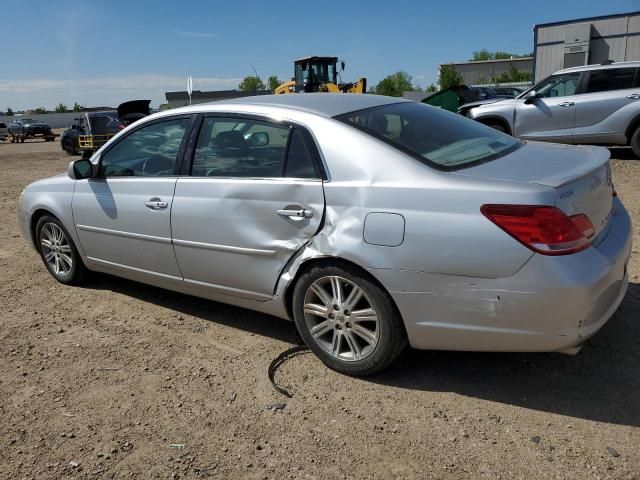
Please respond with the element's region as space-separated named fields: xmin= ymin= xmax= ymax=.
xmin=0 ymin=138 xmax=638 ymax=480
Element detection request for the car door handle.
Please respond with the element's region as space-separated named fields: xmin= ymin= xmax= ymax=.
xmin=558 ymin=101 xmax=575 ymax=107
xmin=626 ymin=94 xmax=640 ymax=99
xmin=277 ymin=207 xmax=313 ymax=219
xmin=144 ymin=198 xmax=168 ymax=210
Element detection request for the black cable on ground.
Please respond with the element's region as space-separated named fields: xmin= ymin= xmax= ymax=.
xmin=268 ymin=345 xmax=311 ymax=398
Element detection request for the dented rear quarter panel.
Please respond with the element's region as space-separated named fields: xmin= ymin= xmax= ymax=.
xmin=278 ymin=116 xmax=551 ymax=293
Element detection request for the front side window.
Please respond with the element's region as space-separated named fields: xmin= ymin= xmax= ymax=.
xmin=586 ymin=68 xmax=637 ymax=93
xmin=337 ymin=102 xmax=521 ymax=170
xmin=191 ymin=117 xmax=319 ymax=178
xmin=99 ymin=117 xmax=191 ymax=177
xmin=534 ymin=73 xmax=581 ymax=98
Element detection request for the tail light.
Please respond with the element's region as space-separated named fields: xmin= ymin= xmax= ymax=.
xmin=481 ymin=205 xmax=594 ymax=255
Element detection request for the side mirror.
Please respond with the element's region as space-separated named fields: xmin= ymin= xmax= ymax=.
xmin=524 ymin=90 xmax=537 ymax=104
xmin=340 ymin=61 xmax=345 ymax=71
xmin=68 ymin=159 xmax=94 ymax=180
xmin=248 ymin=131 xmax=269 ymax=147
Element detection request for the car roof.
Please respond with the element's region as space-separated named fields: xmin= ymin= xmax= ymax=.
xmin=202 ymin=93 xmax=408 ymax=118
xmin=554 ymin=61 xmax=640 ymax=75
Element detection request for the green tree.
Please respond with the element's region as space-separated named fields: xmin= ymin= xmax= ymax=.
xmin=438 ymin=64 xmax=463 ymax=89
xmin=492 ymin=65 xmax=532 ymax=83
xmin=73 ymin=102 xmax=83 ymax=112
xmin=34 ymin=107 xmax=48 ymax=114
xmin=238 ymin=76 xmax=265 ymax=93
xmin=6 ymin=107 xmax=14 ymax=116
xmin=55 ymin=103 xmax=67 ymax=113
xmin=373 ymin=71 xmax=414 ymax=97
xmin=267 ymin=75 xmax=282 ymax=92
xmin=471 ymin=49 xmax=493 ymax=61
xmin=426 ymin=83 xmax=437 ymax=93
xmin=471 ymin=50 xmax=533 ymax=61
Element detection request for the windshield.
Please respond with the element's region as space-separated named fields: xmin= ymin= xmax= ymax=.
xmin=336 ymin=102 xmax=522 ymax=170
xmin=311 ymin=62 xmax=336 ymax=84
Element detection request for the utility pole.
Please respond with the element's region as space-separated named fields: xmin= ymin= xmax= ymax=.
xmin=251 ymin=65 xmax=259 ymax=96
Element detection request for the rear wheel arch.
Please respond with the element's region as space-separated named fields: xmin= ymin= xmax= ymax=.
xmin=283 ymin=256 xmax=405 ymax=330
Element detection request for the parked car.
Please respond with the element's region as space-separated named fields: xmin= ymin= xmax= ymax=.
xmin=8 ymin=118 xmax=55 ymax=143
xmin=61 ymin=111 xmax=122 ymax=155
xmin=422 ymin=85 xmax=509 ymax=113
xmin=61 ymin=101 xmax=151 ymax=155
xmin=492 ymin=86 xmax=525 ymax=97
xmin=0 ymin=122 xmax=8 ymax=141
xmin=467 ymin=61 xmax=640 ymax=157
xmin=19 ymin=94 xmax=631 ymax=375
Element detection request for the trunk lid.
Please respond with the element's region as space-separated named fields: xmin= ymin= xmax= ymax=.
xmin=455 ymin=141 xmax=614 ymax=240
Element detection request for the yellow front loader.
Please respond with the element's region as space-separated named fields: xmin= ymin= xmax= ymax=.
xmin=275 ymin=56 xmax=366 ymax=94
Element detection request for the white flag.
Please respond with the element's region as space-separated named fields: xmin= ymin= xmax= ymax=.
xmin=187 ymin=75 xmax=193 ymax=104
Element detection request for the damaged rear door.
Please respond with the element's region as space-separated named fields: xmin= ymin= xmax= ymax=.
xmin=171 ymin=114 xmax=325 ymax=301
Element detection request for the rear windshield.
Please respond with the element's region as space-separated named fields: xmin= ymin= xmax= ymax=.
xmin=336 ymin=102 xmax=522 ymax=170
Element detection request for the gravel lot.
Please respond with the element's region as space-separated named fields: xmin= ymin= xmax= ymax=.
xmin=1 ymin=138 xmax=638 ymax=479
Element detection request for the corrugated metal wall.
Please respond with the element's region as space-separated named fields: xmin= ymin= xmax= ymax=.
xmin=534 ymin=12 xmax=640 ymax=81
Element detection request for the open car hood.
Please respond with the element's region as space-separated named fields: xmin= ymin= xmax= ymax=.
xmin=117 ymin=100 xmax=151 ymax=123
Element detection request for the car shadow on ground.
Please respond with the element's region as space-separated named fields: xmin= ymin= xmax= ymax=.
xmin=609 ymin=147 xmax=638 ymax=160
xmin=88 ymin=274 xmax=639 ymax=427
xmin=373 ymin=281 xmax=640 ymax=427
xmin=87 ymin=274 xmax=301 ymax=345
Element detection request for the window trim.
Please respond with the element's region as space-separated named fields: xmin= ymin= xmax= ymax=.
xmin=96 ymin=113 xmax=196 ymax=179
xmin=335 ymin=103 xmax=524 ymax=172
xmin=182 ymin=112 xmax=328 ymax=181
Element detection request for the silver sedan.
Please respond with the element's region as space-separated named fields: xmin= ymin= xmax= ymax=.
xmin=19 ymin=94 xmax=632 ymax=375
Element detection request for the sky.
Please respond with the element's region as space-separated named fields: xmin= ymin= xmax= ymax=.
xmin=1 ymin=0 xmax=637 ymax=111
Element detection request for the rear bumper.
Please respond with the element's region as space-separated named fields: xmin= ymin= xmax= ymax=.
xmin=376 ymin=197 xmax=632 ymax=352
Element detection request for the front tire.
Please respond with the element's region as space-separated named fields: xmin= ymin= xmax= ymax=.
xmin=487 ymin=122 xmax=507 ymax=133
xmin=292 ymin=264 xmax=407 ymax=376
xmin=35 ymin=215 xmax=88 ymax=285
xmin=630 ymin=126 xmax=640 ymax=158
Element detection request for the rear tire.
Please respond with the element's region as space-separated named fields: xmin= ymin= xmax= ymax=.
xmin=35 ymin=215 xmax=88 ymax=286
xmin=630 ymin=127 xmax=640 ymax=158
xmin=292 ymin=263 xmax=407 ymax=376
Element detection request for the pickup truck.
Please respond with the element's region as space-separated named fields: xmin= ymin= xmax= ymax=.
xmin=8 ymin=118 xmax=55 ymax=143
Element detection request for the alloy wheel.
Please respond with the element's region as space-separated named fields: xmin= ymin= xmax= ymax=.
xmin=39 ymin=223 xmax=73 ymax=277
xmin=303 ymin=275 xmax=379 ymax=361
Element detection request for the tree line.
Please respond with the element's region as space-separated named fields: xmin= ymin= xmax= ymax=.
xmin=3 ymin=102 xmax=85 ymax=116
xmin=5 ymin=49 xmax=532 ymax=114
xmin=238 ymin=49 xmax=531 ymax=98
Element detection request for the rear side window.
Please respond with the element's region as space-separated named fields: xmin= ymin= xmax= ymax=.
xmin=284 ymin=129 xmax=318 ymax=178
xmin=586 ymin=68 xmax=637 ymax=93
xmin=191 ymin=117 xmax=320 ymax=179
xmin=337 ymin=102 xmax=521 ymax=170
xmin=0 ymin=123 xmax=6 ymax=128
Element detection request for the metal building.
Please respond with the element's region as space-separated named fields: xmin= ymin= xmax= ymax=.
xmin=533 ymin=11 xmax=640 ymax=82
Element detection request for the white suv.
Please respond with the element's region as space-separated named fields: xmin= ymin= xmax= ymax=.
xmin=467 ymin=62 xmax=640 ymax=157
